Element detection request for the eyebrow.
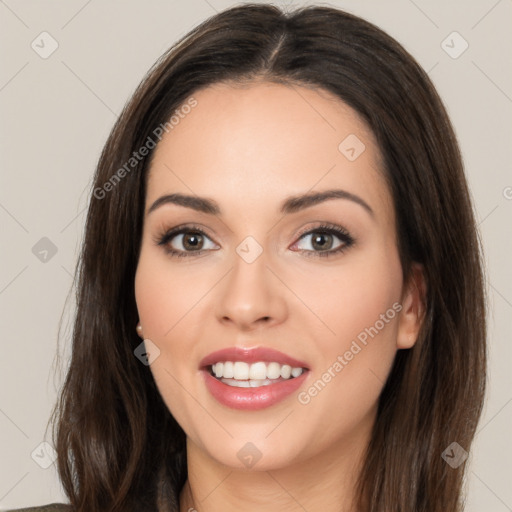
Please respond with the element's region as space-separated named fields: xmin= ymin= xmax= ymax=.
xmin=147 ymin=189 xmax=374 ymax=217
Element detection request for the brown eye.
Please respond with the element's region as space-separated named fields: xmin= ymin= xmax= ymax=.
xmin=180 ymin=232 xmax=204 ymax=251
xmin=157 ymin=226 xmax=219 ymax=258
xmin=310 ymin=233 xmax=335 ymax=251
xmin=292 ymin=224 xmax=355 ymax=258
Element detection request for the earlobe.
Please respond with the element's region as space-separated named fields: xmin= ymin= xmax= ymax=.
xmin=397 ymin=263 xmax=427 ymax=349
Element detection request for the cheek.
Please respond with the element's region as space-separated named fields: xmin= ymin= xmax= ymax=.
xmin=134 ymin=249 xmax=210 ymax=394
xmin=292 ymin=247 xmax=403 ymax=355
xmin=134 ymin=253 xmax=201 ymax=431
xmin=134 ymin=274 xmax=166 ymax=335
xmin=134 ymin=248 xmax=205 ymax=339
xmin=291 ymin=250 xmax=402 ymax=415
xmin=290 ymin=256 xmax=402 ymax=450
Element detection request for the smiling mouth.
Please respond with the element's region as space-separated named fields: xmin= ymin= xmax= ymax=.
xmin=209 ymin=361 xmax=307 ymax=388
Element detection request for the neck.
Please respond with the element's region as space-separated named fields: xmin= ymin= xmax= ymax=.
xmin=179 ymin=411 xmax=374 ymax=512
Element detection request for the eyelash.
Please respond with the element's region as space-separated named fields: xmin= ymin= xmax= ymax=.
xmin=154 ymin=223 xmax=355 ymax=259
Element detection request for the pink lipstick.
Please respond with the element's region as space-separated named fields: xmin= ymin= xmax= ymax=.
xmin=200 ymin=347 xmax=309 ymax=410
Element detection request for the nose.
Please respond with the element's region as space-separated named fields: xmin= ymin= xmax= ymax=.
xmin=215 ymin=250 xmax=288 ymax=331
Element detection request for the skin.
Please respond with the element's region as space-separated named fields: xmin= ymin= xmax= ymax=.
xmin=134 ymin=81 xmax=425 ymax=512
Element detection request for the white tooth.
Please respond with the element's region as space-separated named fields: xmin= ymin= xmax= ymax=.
xmin=223 ymin=361 xmax=234 ymax=378
xmin=291 ymin=367 xmax=303 ymax=378
xmin=281 ymin=364 xmax=292 ymax=379
xmin=221 ymin=378 xmax=274 ymax=388
xmin=249 ymin=362 xmax=267 ymax=380
xmin=224 ymin=379 xmax=250 ymax=387
xmin=266 ymin=362 xmax=281 ymax=379
xmin=233 ymin=361 xmax=249 ymax=380
xmin=215 ymin=361 xmax=304 ymax=381
xmin=214 ymin=362 xmax=224 ymax=378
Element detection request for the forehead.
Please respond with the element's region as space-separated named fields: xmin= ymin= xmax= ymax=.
xmin=145 ymin=81 xmax=392 ymax=223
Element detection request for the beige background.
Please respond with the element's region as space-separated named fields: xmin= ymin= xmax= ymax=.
xmin=1 ymin=0 xmax=511 ymax=509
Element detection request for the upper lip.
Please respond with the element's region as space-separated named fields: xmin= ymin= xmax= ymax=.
xmin=199 ymin=346 xmax=309 ymax=369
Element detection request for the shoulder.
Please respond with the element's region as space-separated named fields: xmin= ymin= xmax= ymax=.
xmin=6 ymin=504 xmax=73 ymax=512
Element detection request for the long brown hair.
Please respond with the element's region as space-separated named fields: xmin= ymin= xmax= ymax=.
xmin=49 ymin=4 xmax=487 ymax=511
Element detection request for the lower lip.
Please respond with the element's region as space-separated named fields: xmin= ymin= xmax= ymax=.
xmin=202 ymin=369 xmax=308 ymax=410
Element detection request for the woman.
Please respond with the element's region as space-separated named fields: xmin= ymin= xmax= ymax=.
xmin=12 ymin=3 xmax=486 ymax=511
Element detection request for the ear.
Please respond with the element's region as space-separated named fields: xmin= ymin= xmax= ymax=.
xmin=396 ymin=263 xmax=427 ymax=349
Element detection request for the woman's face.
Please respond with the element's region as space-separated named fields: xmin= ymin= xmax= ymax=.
xmin=135 ymin=81 xmax=419 ymax=471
